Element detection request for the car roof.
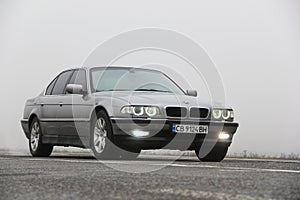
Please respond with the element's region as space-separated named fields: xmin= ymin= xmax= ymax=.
xmin=62 ymin=66 xmax=163 ymax=73
xmin=87 ymin=66 xmax=163 ymax=73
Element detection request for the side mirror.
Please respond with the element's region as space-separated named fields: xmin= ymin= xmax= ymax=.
xmin=66 ymin=84 xmax=83 ymax=94
xmin=186 ymin=89 xmax=197 ymax=97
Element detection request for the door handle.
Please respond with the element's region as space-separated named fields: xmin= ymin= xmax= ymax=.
xmin=41 ymin=103 xmax=44 ymax=107
xmin=59 ymin=103 xmax=63 ymax=107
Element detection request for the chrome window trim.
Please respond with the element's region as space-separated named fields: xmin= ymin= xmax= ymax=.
xmin=43 ymin=67 xmax=90 ymax=96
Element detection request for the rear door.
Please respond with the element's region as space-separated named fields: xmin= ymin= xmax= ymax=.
xmin=40 ymin=76 xmax=59 ymax=136
xmin=40 ymin=70 xmax=73 ymax=136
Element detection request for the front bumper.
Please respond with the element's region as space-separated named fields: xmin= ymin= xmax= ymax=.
xmin=111 ymin=118 xmax=239 ymax=150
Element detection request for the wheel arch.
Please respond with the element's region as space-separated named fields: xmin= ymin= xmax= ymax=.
xmin=90 ymin=105 xmax=110 ymax=121
xmin=28 ymin=114 xmax=38 ymax=127
xmin=89 ymin=105 xmax=111 ymax=136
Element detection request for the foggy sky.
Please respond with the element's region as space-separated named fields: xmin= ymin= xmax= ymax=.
xmin=0 ymin=0 xmax=299 ymax=155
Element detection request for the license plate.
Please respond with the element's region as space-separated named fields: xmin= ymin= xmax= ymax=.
xmin=172 ymin=124 xmax=208 ymax=134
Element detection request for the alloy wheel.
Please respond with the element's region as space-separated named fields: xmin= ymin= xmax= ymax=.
xmin=30 ymin=122 xmax=40 ymax=151
xmin=93 ymin=117 xmax=107 ymax=153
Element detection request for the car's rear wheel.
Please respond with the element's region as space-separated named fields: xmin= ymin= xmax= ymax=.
xmin=29 ymin=118 xmax=53 ymax=157
xmin=195 ymin=143 xmax=228 ymax=162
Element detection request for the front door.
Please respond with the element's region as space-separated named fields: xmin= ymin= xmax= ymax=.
xmin=56 ymin=69 xmax=92 ymax=146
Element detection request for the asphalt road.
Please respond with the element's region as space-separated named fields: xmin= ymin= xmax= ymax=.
xmin=0 ymin=152 xmax=299 ymax=200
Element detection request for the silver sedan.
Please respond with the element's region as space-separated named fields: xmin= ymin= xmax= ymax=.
xmin=21 ymin=66 xmax=239 ymax=161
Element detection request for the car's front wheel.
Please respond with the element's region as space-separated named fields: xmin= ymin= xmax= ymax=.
xmin=195 ymin=143 xmax=228 ymax=162
xmin=90 ymin=110 xmax=141 ymax=160
xmin=29 ymin=118 xmax=53 ymax=157
xmin=91 ymin=110 xmax=119 ymax=159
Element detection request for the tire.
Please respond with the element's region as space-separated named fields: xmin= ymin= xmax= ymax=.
xmin=195 ymin=143 xmax=228 ymax=162
xmin=90 ymin=110 xmax=118 ymax=159
xmin=90 ymin=110 xmax=141 ymax=160
xmin=29 ymin=118 xmax=53 ymax=157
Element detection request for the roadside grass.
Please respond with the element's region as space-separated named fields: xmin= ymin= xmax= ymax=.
xmin=227 ymin=151 xmax=300 ymax=160
xmin=141 ymin=149 xmax=300 ymax=160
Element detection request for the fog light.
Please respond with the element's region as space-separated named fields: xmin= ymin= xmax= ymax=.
xmin=132 ymin=130 xmax=149 ymax=137
xmin=218 ymin=132 xmax=230 ymax=140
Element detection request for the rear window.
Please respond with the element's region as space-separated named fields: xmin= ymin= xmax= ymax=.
xmin=45 ymin=77 xmax=57 ymax=95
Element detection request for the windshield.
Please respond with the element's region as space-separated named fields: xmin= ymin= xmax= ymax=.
xmin=90 ymin=68 xmax=185 ymax=94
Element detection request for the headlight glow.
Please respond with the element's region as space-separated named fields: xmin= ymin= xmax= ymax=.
xmin=133 ymin=106 xmax=144 ymax=116
xmin=222 ymin=110 xmax=230 ymax=120
xmin=212 ymin=109 xmax=234 ymax=121
xmin=145 ymin=106 xmax=158 ymax=117
xmin=121 ymin=106 xmax=159 ymax=117
xmin=212 ymin=109 xmax=222 ymax=119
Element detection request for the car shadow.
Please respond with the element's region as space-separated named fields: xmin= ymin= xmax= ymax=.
xmin=1 ymin=153 xmax=200 ymax=162
xmin=50 ymin=154 xmax=200 ymax=162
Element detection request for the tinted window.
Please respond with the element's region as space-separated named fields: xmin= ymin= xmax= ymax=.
xmin=45 ymin=77 xmax=57 ymax=95
xmin=51 ymin=70 xmax=73 ymax=95
xmin=69 ymin=69 xmax=87 ymax=92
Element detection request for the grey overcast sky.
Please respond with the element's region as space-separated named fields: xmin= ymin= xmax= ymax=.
xmin=0 ymin=0 xmax=299 ymax=155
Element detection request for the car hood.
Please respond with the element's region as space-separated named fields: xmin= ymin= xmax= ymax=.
xmin=94 ymin=91 xmax=212 ymax=108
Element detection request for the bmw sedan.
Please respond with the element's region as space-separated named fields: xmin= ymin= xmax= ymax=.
xmin=21 ymin=66 xmax=239 ymax=161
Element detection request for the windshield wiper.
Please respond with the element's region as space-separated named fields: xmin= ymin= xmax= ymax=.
xmin=134 ymin=89 xmax=172 ymax=93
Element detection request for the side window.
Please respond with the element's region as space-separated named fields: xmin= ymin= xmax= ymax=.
xmin=69 ymin=69 xmax=87 ymax=92
xmin=45 ymin=77 xmax=57 ymax=95
xmin=51 ymin=70 xmax=73 ymax=95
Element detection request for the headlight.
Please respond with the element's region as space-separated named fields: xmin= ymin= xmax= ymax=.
xmin=120 ymin=106 xmax=159 ymax=117
xmin=145 ymin=106 xmax=159 ymax=117
xmin=133 ymin=106 xmax=144 ymax=116
xmin=212 ymin=109 xmax=234 ymax=121
xmin=212 ymin=109 xmax=222 ymax=119
xmin=222 ymin=110 xmax=230 ymax=120
xmin=120 ymin=106 xmax=134 ymax=114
